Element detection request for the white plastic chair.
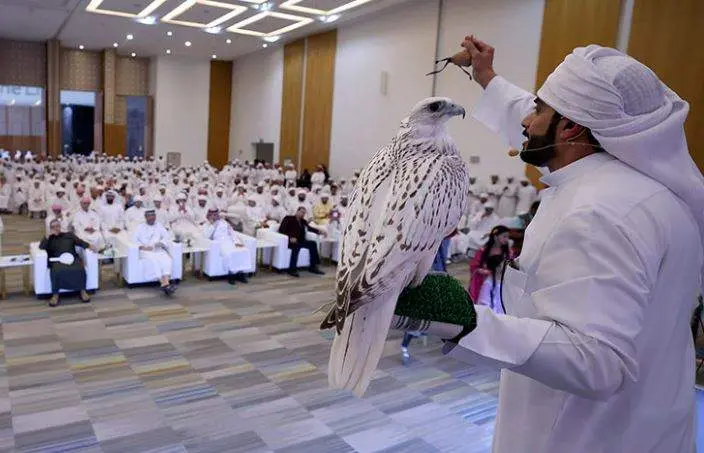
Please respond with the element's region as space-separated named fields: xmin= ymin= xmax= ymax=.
xmin=256 ymin=228 xmax=319 ymax=271
xmin=115 ymin=235 xmax=183 ymax=285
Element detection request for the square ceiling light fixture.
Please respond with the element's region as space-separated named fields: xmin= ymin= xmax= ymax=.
xmin=161 ymin=0 xmax=248 ymax=29
xmin=279 ymin=0 xmax=375 ymax=16
xmin=227 ymin=11 xmax=313 ymax=37
xmin=85 ymin=0 xmax=168 ymax=18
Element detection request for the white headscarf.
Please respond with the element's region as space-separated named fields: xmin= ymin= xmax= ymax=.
xmin=538 ymin=45 xmax=704 ymax=290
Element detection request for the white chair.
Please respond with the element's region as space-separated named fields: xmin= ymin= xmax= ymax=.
xmin=30 ymin=242 xmax=99 ymax=296
xmin=115 ymin=235 xmax=183 ymax=285
xmin=198 ymin=233 xmax=257 ymax=278
xmin=257 ymin=228 xmax=319 ymax=271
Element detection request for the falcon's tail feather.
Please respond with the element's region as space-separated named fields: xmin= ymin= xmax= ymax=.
xmin=328 ymin=293 xmax=398 ymax=397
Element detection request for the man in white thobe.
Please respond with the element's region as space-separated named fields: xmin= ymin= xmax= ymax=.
xmin=99 ymin=190 xmax=126 ymax=245
xmin=125 ymin=196 xmax=147 ymax=232
xmin=310 ymin=165 xmax=326 ymax=188
xmin=45 ymin=203 xmax=71 ymax=235
xmin=392 ymin=37 xmax=704 ymax=453
xmin=168 ymin=193 xmax=199 ymax=242
xmin=497 ymin=176 xmax=518 ymax=217
xmin=284 ymin=163 xmax=297 ymax=187
xmin=515 ymin=178 xmax=537 ymax=216
xmin=485 ymin=174 xmax=502 ymax=205
xmin=133 ymin=209 xmax=176 ymax=296
xmin=28 ymin=179 xmax=45 ymax=218
xmin=466 ymin=201 xmax=501 ymax=251
xmin=202 ymin=208 xmax=249 ymax=285
xmin=71 ymin=196 xmax=105 ymax=250
xmin=0 ymin=175 xmax=10 ymax=212
xmin=192 ymin=196 xmax=210 ymax=226
xmin=242 ymin=197 xmax=266 ymax=237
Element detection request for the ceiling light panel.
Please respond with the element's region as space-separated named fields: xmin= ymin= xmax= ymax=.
xmin=280 ymin=0 xmax=374 ymax=16
xmin=227 ymin=11 xmax=313 ymax=37
xmin=85 ymin=0 xmax=168 ymax=18
xmin=161 ymin=0 xmax=248 ymax=29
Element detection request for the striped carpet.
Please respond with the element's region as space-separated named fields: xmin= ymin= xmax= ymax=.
xmin=0 ymin=214 xmax=498 ymax=453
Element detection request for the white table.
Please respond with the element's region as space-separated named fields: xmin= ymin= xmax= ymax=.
xmin=0 ymin=254 xmax=33 ymax=298
xmin=98 ymin=246 xmax=128 ymax=286
xmin=182 ymin=244 xmax=210 ymax=279
xmin=256 ymin=239 xmax=278 ymax=272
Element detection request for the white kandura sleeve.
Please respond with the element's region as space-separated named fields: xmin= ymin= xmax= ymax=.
xmin=471 ymin=76 xmax=536 ymax=151
xmin=445 ymin=207 xmax=658 ymax=401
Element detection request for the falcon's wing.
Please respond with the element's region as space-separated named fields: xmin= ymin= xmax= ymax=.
xmin=322 ymin=137 xmax=468 ymax=333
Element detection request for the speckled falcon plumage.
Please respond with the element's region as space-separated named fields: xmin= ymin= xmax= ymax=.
xmin=322 ymin=97 xmax=470 ymax=396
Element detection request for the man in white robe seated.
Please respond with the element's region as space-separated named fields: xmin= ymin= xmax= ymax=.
xmin=71 ymin=196 xmax=105 ymax=250
xmin=168 ymin=193 xmax=199 ymax=243
xmin=133 ymin=209 xmax=176 ymax=296
xmin=202 ymin=207 xmax=249 ymax=285
xmin=45 ymin=203 xmax=71 ymax=235
xmin=152 ymin=196 xmax=170 ymax=229
xmin=192 ymin=196 xmax=210 ymax=226
xmin=99 ymin=190 xmax=126 ymax=245
xmin=28 ymin=178 xmax=46 ymax=218
xmin=125 ymin=195 xmax=147 ymax=231
xmin=0 ymin=174 xmax=10 ymax=213
xmin=449 ymin=212 xmax=473 ymax=259
xmin=515 ymin=178 xmax=537 ymax=215
xmin=466 ymin=201 xmax=501 ymax=251
xmin=265 ymin=196 xmax=287 ymax=230
xmin=212 ymin=186 xmax=228 ymax=211
xmin=49 ymin=188 xmax=71 ymax=213
xmin=11 ymin=175 xmax=28 ymax=214
xmin=243 ymin=196 xmax=266 ymax=237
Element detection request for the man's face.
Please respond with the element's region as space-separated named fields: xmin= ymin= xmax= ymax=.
xmin=469 ymin=177 xmax=476 ymax=184
xmin=321 ymin=196 xmax=329 ymax=204
xmin=106 ymin=195 xmax=115 ymax=204
xmin=207 ymin=211 xmax=218 ymax=222
xmin=52 ymin=208 xmax=62 ymax=216
xmin=295 ymin=208 xmax=306 ymax=219
xmin=248 ymin=200 xmax=256 ymax=207
xmin=50 ymin=221 xmax=61 ymax=235
xmin=198 ymin=200 xmax=206 ymax=208
xmin=520 ymin=181 xmax=529 ymax=187
xmin=145 ymin=212 xmax=156 ymax=225
xmin=135 ymin=201 xmax=143 ymax=208
xmin=485 ymin=207 xmax=494 ymax=216
xmin=81 ymin=201 xmax=90 ymax=211
xmin=297 ymin=194 xmax=306 ymax=202
xmin=490 ymin=175 xmax=498 ymax=184
xmin=257 ymin=187 xmax=264 ymax=194
xmin=154 ymin=200 xmax=162 ymax=208
xmin=341 ymin=198 xmax=348 ymax=207
xmin=519 ymin=98 xmax=564 ymax=167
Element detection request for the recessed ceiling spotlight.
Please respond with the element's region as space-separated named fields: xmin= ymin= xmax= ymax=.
xmin=205 ymin=26 xmax=222 ymax=34
xmin=319 ymin=14 xmax=340 ymax=23
xmin=131 ymin=52 xmax=136 ymax=57
xmin=212 ymin=54 xmax=217 ymax=59
xmin=34 ymin=100 xmax=42 ymax=106
xmin=136 ymin=15 xmax=157 ymax=25
xmin=263 ymin=35 xmax=280 ymax=43
xmin=260 ymin=2 xmax=273 ymax=11
xmin=185 ymin=41 xmax=192 ymax=47
xmin=113 ymin=42 xmax=119 ymax=48
xmin=79 ymin=45 xmax=85 ymax=50
xmin=166 ymin=49 xmax=171 ymax=54
xmin=9 ymin=99 xmax=16 ymax=106
xmin=126 ymin=33 xmax=134 ymax=40
xmin=167 ymin=30 xmax=173 ymax=36
xmin=262 ymin=43 xmax=268 ymax=48
xmin=226 ymin=38 xmax=232 ymax=44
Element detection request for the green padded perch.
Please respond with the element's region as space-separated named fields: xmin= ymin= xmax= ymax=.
xmin=394 ymin=273 xmax=477 ymax=328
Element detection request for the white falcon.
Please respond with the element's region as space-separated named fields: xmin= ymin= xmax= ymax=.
xmin=322 ymin=97 xmax=470 ymax=396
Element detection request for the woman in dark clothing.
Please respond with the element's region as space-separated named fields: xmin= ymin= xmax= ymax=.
xmin=39 ymin=219 xmax=96 ymax=307
xmin=298 ymin=169 xmax=312 ymax=189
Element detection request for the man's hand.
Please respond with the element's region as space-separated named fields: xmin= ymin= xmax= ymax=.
xmin=290 ymin=238 xmax=298 ymax=244
xmin=139 ymin=245 xmax=153 ymax=251
xmin=461 ymin=35 xmax=496 ymax=89
xmin=235 ymin=243 xmax=245 ymax=248
xmin=85 ymin=227 xmax=95 ymax=233
xmin=110 ymin=227 xmax=121 ymax=234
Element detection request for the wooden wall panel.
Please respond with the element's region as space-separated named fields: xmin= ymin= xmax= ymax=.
xmin=527 ymin=0 xmax=621 ymax=185
xmin=116 ymin=56 xmax=150 ymax=96
xmin=300 ymin=30 xmax=336 ymax=173
xmin=46 ymin=40 xmax=61 ymax=158
xmin=60 ymin=48 xmax=102 ymax=92
xmin=104 ymin=124 xmax=125 ymax=158
xmin=207 ymin=60 xmax=233 ymax=169
xmin=0 ymin=39 xmax=46 ymax=87
xmin=628 ymin=0 xmax=704 ymax=172
xmin=535 ymin=0 xmax=621 ymax=87
xmin=279 ymin=39 xmax=305 ymax=166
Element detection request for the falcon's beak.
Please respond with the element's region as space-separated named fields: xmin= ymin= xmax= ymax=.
xmin=450 ymin=104 xmax=466 ymax=119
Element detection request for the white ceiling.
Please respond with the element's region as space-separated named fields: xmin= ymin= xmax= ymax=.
xmin=0 ymin=0 xmax=412 ymax=60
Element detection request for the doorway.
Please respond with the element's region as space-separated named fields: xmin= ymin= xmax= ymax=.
xmin=60 ymin=91 xmax=95 ymax=156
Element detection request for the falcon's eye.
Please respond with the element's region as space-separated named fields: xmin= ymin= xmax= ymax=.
xmin=427 ymin=102 xmax=441 ymax=112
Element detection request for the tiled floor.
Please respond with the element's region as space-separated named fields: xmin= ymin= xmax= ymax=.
xmin=0 ymin=215 xmax=499 ymax=453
